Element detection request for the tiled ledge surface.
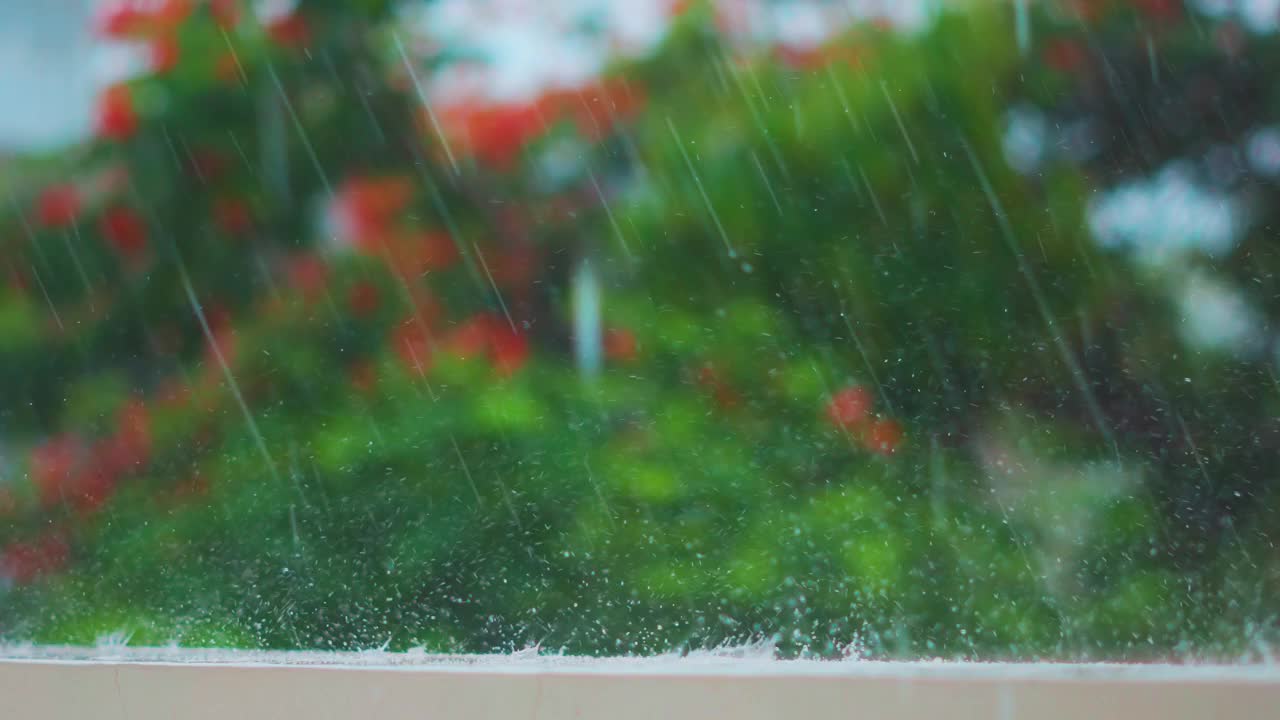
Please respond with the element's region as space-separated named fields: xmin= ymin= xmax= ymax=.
xmin=2 ymin=647 xmax=1278 ymax=719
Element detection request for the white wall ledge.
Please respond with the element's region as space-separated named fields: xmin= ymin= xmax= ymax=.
xmin=2 ymin=647 xmax=1279 ymax=719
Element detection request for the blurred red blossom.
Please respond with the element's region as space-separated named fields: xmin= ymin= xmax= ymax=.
xmin=150 ymin=35 xmax=181 ymax=73
xmin=392 ymin=319 xmax=435 ymax=376
xmin=286 ymin=254 xmax=331 ymax=303
xmin=96 ymin=84 xmax=139 ymax=141
xmin=348 ymin=360 xmax=379 ymax=394
xmin=266 ymin=13 xmax=310 ymax=49
xmin=347 ymin=281 xmax=381 ymax=317
xmin=212 ymin=196 xmax=253 ymax=236
xmin=30 ymin=434 xmax=86 ymax=508
xmin=444 ymin=314 xmax=530 ymax=376
xmin=210 ymin=0 xmax=239 ymax=29
xmin=864 ymin=418 xmax=904 ymax=456
xmin=604 ymin=327 xmax=638 ymax=362
xmin=332 ymin=175 xmax=415 ymax=251
xmin=1043 ymin=38 xmax=1088 ymax=73
xmin=825 ymin=385 xmax=873 ymax=428
xmin=100 ymin=205 xmax=149 ymax=258
xmin=1 ymin=533 xmax=69 ymax=585
xmin=36 ymin=185 xmax=81 ymax=229
xmin=95 ymin=0 xmax=192 ymax=39
xmin=439 ymin=101 xmax=544 ymax=170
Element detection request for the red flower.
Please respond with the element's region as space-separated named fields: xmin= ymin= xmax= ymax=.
xmin=347 ymin=281 xmax=381 ymax=317
xmin=668 ymin=0 xmax=695 ymax=17
xmin=407 ymin=288 xmax=444 ymax=326
xmin=96 ymin=3 xmax=147 ymax=38
xmin=210 ymin=0 xmax=239 ymax=29
xmin=100 ymin=206 xmax=148 ymax=257
xmin=154 ymin=0 xmax=193 ymax=28
xmin=188 ymin=147 xmax=228 ymax=181
xmin=484 ymin=242 xmax=540 ymax=290
xmin=36 ymin=185 xmax=81 ymax=228
xmin=150 ymin=35 xmax=180 ymax=73
xmin=205 ymin=304 xmax=232 ymax=333
xmin=96 ymin=84 xmax=139 ymax=141
xmin=414 ymin=231 xmax=460 ymax=271
xmin=825 ymin=385 xmax=873 ymax=428
xmin=381 ymin=231 xmax=460 ymax=282
xmin=214 ymin=52 xmax=242 ymax=84
xmin=445 ymin=314 xmax=497 ymax=360
xmin=27 ymin=402 xmax=150 ymax=513
xmin=333 ymin=176 xmax=415 ymax=252
xmin=694 ymin=363 xmax=740 ymax=410
xmin=30 ymin=434 xmax=84 ymax=507
xmin=74 ymin=449 xmax=124 ymax=512
xmin=775 ymin=44 xmax=828 ymax=71
xmin=863 ymin=418 xmax=903 ymax=456
xmin=113 ymin=398 xmax=152 ymax=471
xmin=349 ymin=360 xmax=379 ymax=394
xmin=392 ymin=319 xmax=434 ymax=376
xmin=587 ymin=80 xmax=645 ymax=136
xmin=285 ymin=254 xmax=330 ymax=302
xmin=157 ymin=377 xmax=192 ymax=408
xmin=1043 ymin=39 xmax=1087 ymax=73
xmin=440 ymin=102 xmax=545 ymax=169
xmin=266 ymin=13 xmax=310 ymax=48
xmin=29 ymin=433 xmax=122 ymax=512
xmin=535 ymin=79 xmax=646 ymax=141
xmin=489 ymin=322 xmax=530 ymax=377
xmin=213 ymin=196 xmax=253 ymax=236
xmin=1133 ymin=0 xmax=1181 ymax=22
xmin=1 ymin=534 xmax=69 ymax=585
xmin=95 ymin=0 xmax=191 ymax=39
xmin=443 ymin=314 xmax=530 ymax=376
xmin=604 ymin=327 xmax=638 ymax=362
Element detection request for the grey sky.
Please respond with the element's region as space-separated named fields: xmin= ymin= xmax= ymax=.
xmin=0 ymin=0 xmax=94 ymax=152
